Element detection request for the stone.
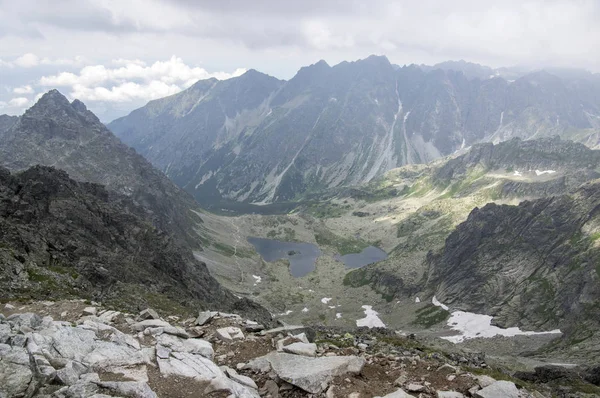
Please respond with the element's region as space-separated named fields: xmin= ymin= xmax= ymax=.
xmin=475 ymin=381 xmax=519 ymax=398
xmin=0 ymin=345 xmax=34 ymax=398
xmin=406 ymin=383 xmax=425 ymax=392
xmin=83 ymin=307 xmax=97 ymax=316
xmin=447 ymin=374 xmax=456 ymax=381
xmin=394 ymin=371 xmax=408 ymax=386
xmin=4 ymin=304 xmax=15 ymax=310
xmin=156 ymin=345 xmax=171 ymax=359
xmin=245 ymin=324 xmax=265 ymax=333
xmin=216 ymin=327 xmax=245 ymax=341
xmin=96 ymin=381 xmax=157 ymax=398
xmin=156 ymin=333 xmax=214 ymax=359
xmin=260 ymin=380 xmax=280 ymax=398
xmin=139 ymin=308 xmax=160 ymax=320
xmin=157 ymin=351 xmax=223 ymax=382
xmin=326 ymin=385 xmax=335 ymax=398
xmin=475 ymin=375 xmax=497 ymax=388
xmin=374 ymin=389 xmax=414 ymax=398
xmin=132 ymin=319 xmax=171 ymax=331
xmin=224 ymin=366 xmax=259 ymax=389
xmin=348 ymin=393 xmax=361 ymax=398
xmin=56 ymin=360 xmax=88 ymax=385
xmin=7 ymin=313 xmax=42 ymax=330
xmin=282 ymin=342 xmax=317 ymax=357
xmin=437 ymin=364 xmax=458 ymax=375
xmin=205 ymin=376 xmax=260 ymax=398
xmin=244 ymin=356 xmax=272 ymax=373
xmin=195 ymin=311 xmax=214 ymax=326
xmin=188 ymin=326 xmax=205 ymax=338
xmin=258 ymin=352 xmax=365 ymax=394
xmin=437 ymin=392 xmax=464 ymax=398
xmin=161 ymin=325 xmax=189 ymax=338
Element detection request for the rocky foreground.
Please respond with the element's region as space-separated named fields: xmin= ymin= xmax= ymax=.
xmin=1 ymin=301 xmax=599 ymax=398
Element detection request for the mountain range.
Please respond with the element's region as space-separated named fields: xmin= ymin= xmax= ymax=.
xmin=109 ymin=56 xmax=600 ymax=206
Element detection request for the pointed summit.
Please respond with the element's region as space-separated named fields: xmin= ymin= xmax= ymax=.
xmin=24 ymin=90 xmax=99 ymax=124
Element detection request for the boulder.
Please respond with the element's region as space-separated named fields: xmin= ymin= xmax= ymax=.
xmin=83 ymin=307 xmax=97 ymax=316
xmin=475 ymin=375 xmax=496 ymax=388
xmin=224 ymin=366 xmax=259 ymax=389
xmin=216 ymin=327 xmax=245 ymax=341
xmin=156 ymin=333 xmax=213 ymax=359
xmin=475 ymin=380 xmax=519 ymax=398
xmin=157 ymin=351 xmax=223 ymax=382
xmin=374 ymin=389 xmax=414 ymax=398
xmin=96 ymin=381 xmax=157 ymax=398
xmin=437 ymin=392 xmax=464 ymax=398
xmin=406 ymin=383 xmax=425 ymax=392
xmin=0 ymin=344 xmax=33 ymax=398
xmin=282 ymin=342 xmax=317 ymax=357
xmin=258 ymin=352 xmax=365 ymax=394
xmin=132 ymin=319 xmax=171 ymax=331
xmin=56 ymin=361 xmax=88 ymax=386
xmin=139 ymin=308 xmax=160 ymax=320
xmin=196 ymin=311 xmax=214 ymax=326
xmin=204 ymin=376 xmax=260 ymax=398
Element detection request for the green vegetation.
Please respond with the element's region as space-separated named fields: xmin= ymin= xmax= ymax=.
xmin=304 ymin=202 xmax=350 ymax=218
xmin=315 ymin=230 xmax=370 ymax=255
xmin=212 ymin=241 xmax=236 ymax=257
xmin=343 ymin=268 xmax=370 ymax=288
xmin=48 ymin=265 xmax=79 ymax=280
xmin=411 ymin=304 xmax=450 ymax=328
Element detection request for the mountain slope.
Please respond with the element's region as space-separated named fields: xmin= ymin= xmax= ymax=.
xmin=425 ymin=179 xmax=600 ymax=355
xmin=0 ymin=90 xmax=201 ymax=247
xmin=0 ymin=165 xmax=271 ymax=323
xmin=109 ymin=56 xmax=600 ymax=205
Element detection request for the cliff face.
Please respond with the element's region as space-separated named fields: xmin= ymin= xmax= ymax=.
xmin=0 ymin=166 xmax=271 ymax=324
xmin=0 ymin=90 xmax=202 ymax=248
xmin=426 ymin=179 xmax=600 ymax=348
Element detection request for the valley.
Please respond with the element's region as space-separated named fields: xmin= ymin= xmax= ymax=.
xmin=193 ymin=137 xmax=600 ymax=364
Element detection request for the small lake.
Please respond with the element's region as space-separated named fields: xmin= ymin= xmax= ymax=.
xmin=248 ymin=237 xmax=389 ymax=277
xmin=336 ymin=246 xmax=388 ymax=269
xmin=247 ymin=237 xmax=321 ymax=278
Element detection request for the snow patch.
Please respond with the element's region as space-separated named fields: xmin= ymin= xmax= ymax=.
xmin=415 ymin=297 xmax=421 ymax=303
xmin=433 ymin=297 xmax=561 ymax=343
xmin=328 ymin=306 xmax=336 ymax=309
xmin=535 ymin=170 xmax=557 ymax=176
xmin=252 ymin=275 xmax=262 ymax=286
xmin=336 ymin=313 xmax=342 ymax=319
xmin=356 ymin=305 xmax=386 ymax=328
xmin=301 ymin=307 xmax=309 ymax=313
xmin=278 ymin=310 xmax=293 ymax=316
xmin=513 ymin=170 xmax=522 ymax=176
xmin=321 ymin=297 xmax=332 ymax=304
xmin=441 ymin=311 xmax=562 ymax=343
xmin=432 ymin=296 xmax=449 ymax=311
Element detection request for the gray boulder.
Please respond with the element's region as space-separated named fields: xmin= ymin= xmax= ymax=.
xmin=282 ymin=342 xmax=317 ymax=357
xmin=475 ymin=380 xmax=519 ymax=398
xmin=258 ymin=352 xmax=365 ymax=394
xmin=196 ymin=311 xmax=214 ymax=326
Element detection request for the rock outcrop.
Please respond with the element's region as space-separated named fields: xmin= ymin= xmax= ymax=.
xmin=0 ymin=165 xmax=271 ymax=324
xmin=426 ymin=178 xmax=600 ymax=354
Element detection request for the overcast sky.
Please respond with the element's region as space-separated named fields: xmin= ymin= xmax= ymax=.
xmin=1 ymin=0 xmax=599 ymax=121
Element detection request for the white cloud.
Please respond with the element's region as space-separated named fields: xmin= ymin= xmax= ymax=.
xmin=38 ymin=56 xmax=246 ymax=103
xmin=14 ymin=53 xmax=39 ymax=68
xmin=8 ymin=97 xmax=30 ymax=107
xmin=0 ymin=59 xmax=13 ymax=68
xmin=13 ymin=85 xmax=34 ymax=94
xmin=40 ymin=55 xmax=88 ymax=67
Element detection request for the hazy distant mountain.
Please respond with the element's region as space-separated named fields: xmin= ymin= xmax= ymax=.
xmin=109 ymin=56 xmax=600 ymax=205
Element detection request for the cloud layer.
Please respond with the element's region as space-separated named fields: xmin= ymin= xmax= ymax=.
xmin=1 ymin=0 xmax=599 ymax=120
